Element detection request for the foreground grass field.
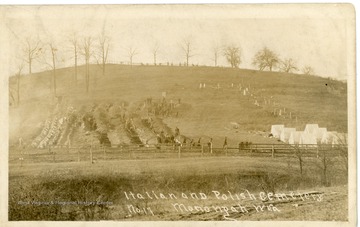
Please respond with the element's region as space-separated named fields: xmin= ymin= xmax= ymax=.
xmin=9 ymin=156 xmax=347 ymax=221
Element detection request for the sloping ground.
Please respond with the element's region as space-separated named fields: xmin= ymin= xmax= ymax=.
xmin=107 ymin=128 xmax=131 ymax=146
xmin=9 ymin=64 xmax=347 ymax=148
xmin=107 ymin=105 xmax=131 ymax=146
xmin=70 ymin=127 xmax=100 ymax=148
xmin=21 ymin=97 xmax=184 ymax=148
xmin=132 ymin=117 xmax=157 ymax=144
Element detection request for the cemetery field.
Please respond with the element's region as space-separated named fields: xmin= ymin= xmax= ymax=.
xmin=9 ymin=155 xmax=348 ymax=221
xmin=9 ymin=64 xmax=347 ymax=148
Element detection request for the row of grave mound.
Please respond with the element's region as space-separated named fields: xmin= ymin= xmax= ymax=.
xmin=30 ymin=98 xmax=190 ymax=148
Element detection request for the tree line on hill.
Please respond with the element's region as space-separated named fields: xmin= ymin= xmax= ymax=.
xmin=10 ymin=33 xmax=316 ymax=107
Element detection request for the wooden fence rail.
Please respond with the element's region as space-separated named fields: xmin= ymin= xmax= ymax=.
xmin=9 ymin=143 xmax=347 ymax=164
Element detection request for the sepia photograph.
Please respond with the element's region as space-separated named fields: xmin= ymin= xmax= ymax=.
xmin=0 ymin=3 xmax=356 ymax=226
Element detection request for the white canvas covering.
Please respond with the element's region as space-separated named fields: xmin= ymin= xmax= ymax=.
xmin=280 ymin=128 xmax=296 ymax=143
xmin=321 ymin=131 xmax=336 ymax=144
xmin=271 ymin=125 xmax=284 ymax=138
xmin=304 ymin=124 xmax=319 ymax=135
xmin=299 ymin=132 xmax=317 ymax=146
xmin=315 ymin=127 xmax=327 ymax=142
xmin=321 ymin=131 xmax=347 ymax=145
xmin=288 ymin=131 xmax=302 ymax=145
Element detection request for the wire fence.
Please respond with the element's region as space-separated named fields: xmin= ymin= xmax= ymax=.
xmin=9 ymin=143 xmax=347 ymax=165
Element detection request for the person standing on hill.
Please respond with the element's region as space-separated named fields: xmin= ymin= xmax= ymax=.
xmin=208 ymin=138 xmax=213 ymax=153
xmin=197 ymin=137 xmax=202 ymax=147
xmin=190 ymin=138 xmax=194 ymax=149
xmin=223 ymin=137 xmax=228 ymax=149
xmin=19 ymin=137 xmax=25 ymax=155
xmin=183 ymin=137 xmax=187 ymax=144
xmin=18 ymin=137 xmax=23 ymax=149
xmin=175 ymin=127 xmax=180 ymax=137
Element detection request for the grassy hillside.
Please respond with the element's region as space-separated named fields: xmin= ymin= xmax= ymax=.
xmin=9 ymin=64 xmax=347 ymax=147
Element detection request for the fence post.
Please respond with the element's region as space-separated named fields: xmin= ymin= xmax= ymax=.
xmin=53 ymin=149 xmax=56 ymax=163
xmin=201 ymin=145 xmax=204 ymax=157
xmin=271 ymin=145 xmax=275 ymax=158
xmin=78 ymin=150 xmax=80 ymax=162
xmin=178 ymin=146 xmax=181 ymax=159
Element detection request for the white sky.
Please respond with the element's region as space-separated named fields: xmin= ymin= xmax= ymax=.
xmin=1 ymin=4 xmax=355 ymax=80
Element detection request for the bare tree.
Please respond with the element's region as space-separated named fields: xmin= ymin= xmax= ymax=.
xmin=252 ymin=47 xmax=279 ymax=71
xmin=96 ymin=34 xmax=110 ymax=76
xmin=316 ymin=145 xmax=332 ymax=186
xmin=280 ymin=58 xmax=298 ymax=73
xmin=151 ymin=42 xmax=160 ymax=65
xmin=69 ymin=33 xmax=79 ymax=84
xmin=180 ymin=38 xmax=195 ymax=67
xmin=302 ymin=66 xmax=315 ymax=75
xmin=23 ymin=38 xmax=43 ymax=74
xmin=294 ymin=145 xmax=304 ymax=177
xmin=211 ymin=45 xmax=221 ymax=67
xmin=223 ymin=45 xmax=241 ymax=68
xmin=335 ymin=133 xmax=348 ymax=173
xmin=15 ymin=62 xmax=25 ymax=106
xmin=49 ymin=44 xmax=58 ymax=96
xmin=79 ymin=37 xmax=94 ymax=93
xmin=39 ymin=42 xmax=59 ymax=96
xmin=127 ymin=46 xmax=138 ymax=66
